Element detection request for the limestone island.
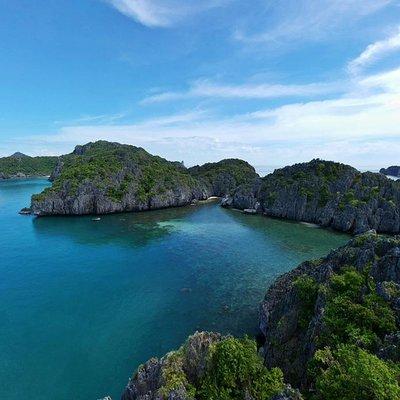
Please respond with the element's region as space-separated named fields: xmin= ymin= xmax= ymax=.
xmin=0 ymin=151 xmax=58 ymax=179
xmin=26 ymin=141 xmax=399 ymax=235
xmin=380 ymin=166 xmax=400 ymax=178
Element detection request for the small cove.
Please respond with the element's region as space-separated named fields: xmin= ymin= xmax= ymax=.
xmin=0 ymin=178 xmax=349 ymax=399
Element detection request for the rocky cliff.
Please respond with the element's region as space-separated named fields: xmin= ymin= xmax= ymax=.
xmin=120 ymin=331 xmax=300 ymax=400
xmin=0 ymin=152 xmax=58 ymax=179
xmin=260 ymin=233 xmax=400 ymax=396
xmin=30 ymin=141 xmax=258 ymax=216
xmin=224 ymin=159 xmax=400 ymax=234
xmin=381 ymin=166 xmax=400 ymax=177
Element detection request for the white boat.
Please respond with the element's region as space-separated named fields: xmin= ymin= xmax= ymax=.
xmin=92 ymin=217 xmax=101 ymax=221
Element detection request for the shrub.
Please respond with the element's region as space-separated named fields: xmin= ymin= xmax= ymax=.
xmin=320 ymin=267 xmax=396 ymax=350
xmin=199 ymin=337 xmax=284 ymax=400
xmin=294 ymin=275 xmax=319 ymax=329
xmin=159 ymin=351 xmax=196 ymax=398
xmin=312 ymin=345 xmax=400 ymax=400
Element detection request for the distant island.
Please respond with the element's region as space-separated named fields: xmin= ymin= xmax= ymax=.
xmin=24 ymin=140 xmax=399 ymax=235
xmin=380 ymin=166 xmax=400 ymax=177
xmin=28 ymin=141 xmax=258 ymax=216
xmin=0 ymin=152 xmax=58 ymax=179
xmin=117 ymin=233 xmax=400 ymax=400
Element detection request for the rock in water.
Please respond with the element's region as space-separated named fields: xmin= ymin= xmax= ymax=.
xmin=30 ymin=141 xmax=259 ymax=216
xmin=226 ymin=159 xmax=400 ymax=234
xmin=380 ymin=166 xmax=400 ymax=177
xmin=0 ymin=153 xmax=58 ymax=179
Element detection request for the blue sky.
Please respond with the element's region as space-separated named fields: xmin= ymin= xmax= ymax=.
xmin=0 ymin=0 xmax=400 ymax=168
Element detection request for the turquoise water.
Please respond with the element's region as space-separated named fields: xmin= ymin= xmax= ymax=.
xmin=0 ymin=179 xmax=349 ymax=399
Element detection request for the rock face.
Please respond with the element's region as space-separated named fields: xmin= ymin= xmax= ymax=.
xmin=225 ymin=159 xmax=400 ymax=234
xmin=380 ymin=166 xmax=400 ymax=177
xmin=121 ymin=332 xmax=223 ymax=400
xmin=260 ymin=233 xmax=400 ymax=388
xmin=30 ymin=141 xmax=259 ymax=216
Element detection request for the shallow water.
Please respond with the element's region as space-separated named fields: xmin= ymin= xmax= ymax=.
xmin=0 ymin=179 xmax=349 ymax=399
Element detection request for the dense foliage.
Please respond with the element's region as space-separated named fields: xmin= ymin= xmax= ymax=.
xmin=293 ymin=275 xmax=320 ymax=329
xmin=0 ymin=154 xmax=58 ymax=177
xmin=312 ymin=345 xmax=400 ymax=400
xmin=31 ymin=141 xmax=259 ymax=204
xmin=188 ymin=159 xmax=258 ymax=195
xmin=306 ymin=265 xmax=400 ymax=399
xmin=199 ymin=337 xmax=284 ymax=400
xmin=32 ymin=141 xmax=198 ymax=202
xmin=259 ymin=159 xmax=399 ymax=214
xmin=158 ymin=337 xmax=284 ymax=400
xmin=320 ymin=267 xmax=396 ymax=350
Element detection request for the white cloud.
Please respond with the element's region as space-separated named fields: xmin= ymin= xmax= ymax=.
xmin=141 ymin=79 xmax=345 ymax=104
xmin=235 ymin=0 xmax=393 ymax=44
xmin=104 ymin=0 xmax=226 ymax=27
xmin=5 ymin=67 xmax=400 ymax=168
xmin=348 ymin=27 xmax=400 ymax=74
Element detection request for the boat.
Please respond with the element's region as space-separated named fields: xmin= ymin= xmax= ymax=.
xmin=92 ymin=217 xmax=101 ymax=221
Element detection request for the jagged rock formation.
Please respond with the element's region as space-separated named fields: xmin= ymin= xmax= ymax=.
xmin=260 ymin=233 xmax=400 ymax=390
xmin=29 ymin=141 xmax=259 ymax=216
xmin=380 ymin=166 xmax=400 ymax=178
xmin=122 ymin=332 xmax=223 ymax=400
xmin=120 ymin=331 xmax=298 ymax=400
xmin=0 ymin=152 xmax=58 ymax=179
xmin=224 ymin=159 xmax=400 ymax=234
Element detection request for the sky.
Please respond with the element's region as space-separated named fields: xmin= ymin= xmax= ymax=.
xmin=0 ymin=0 xmax=400 ymax=168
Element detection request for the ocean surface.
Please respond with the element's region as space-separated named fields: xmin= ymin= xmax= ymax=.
xmin=0 ymin=178 xmax=349 ymax=399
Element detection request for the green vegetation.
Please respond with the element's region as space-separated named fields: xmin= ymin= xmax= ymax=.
xmin=260 ymin=159 xmax=399 ymax=215
xmin=261 ymin=159 xmax=358 ymax=210
xmin=32 ymin=141 xmax=198 ymax=202
xmin=0 ymin=154 xmax=58 ymax=177
xmin=31 ymin=142 xmax=259 ymax=204
xmin=306 ymin=264 xmax=400 ymax=400
xmin=312 ymin=345 xmax=400 ymax=400
xmin=188 ymin=159 xmax=258 ymax=193
xmin=154 ymin=336 xmax=284 ymax=400
xmin=199 ymin=337 xmax=284 ymax=400
xmin=320 ymin=267 xmax=396 ymax=350
xmin=159 ymin=350 xmax=196 ymax=398
xmin=294 ymin=275 xmax=319 ymax=329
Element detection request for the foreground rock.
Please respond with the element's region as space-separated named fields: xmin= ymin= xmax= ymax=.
xmin=120 ymin=331 xmax=296 ymax=400
xmin=380 ymin=165 xmax=400 ymax=178
xmin=260 ymin=233 xmax=400 ymax=390
xmin=30 ymin=141 xmax=258 ymax=216
xmin=225 ymin=159 xmax=400 ymax=234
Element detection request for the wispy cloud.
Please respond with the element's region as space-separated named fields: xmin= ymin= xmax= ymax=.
xmin=54 ymin=112 xmax=128 ymax=126
xmin=141 ymin=79 xmax=346 ymax=104
xmin=104 ymin=0 xmax=226 ymax=27
xmin=10 ymin=67 xmax=400 ymax=167
xmin=235 ymin=0 xmax=393 ymax=44
xmin=348 ymin=27 xmax=400 ymax=74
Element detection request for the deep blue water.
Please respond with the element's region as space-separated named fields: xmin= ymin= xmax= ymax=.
xmin=0 ymin=179 xmax=349 ymax=399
